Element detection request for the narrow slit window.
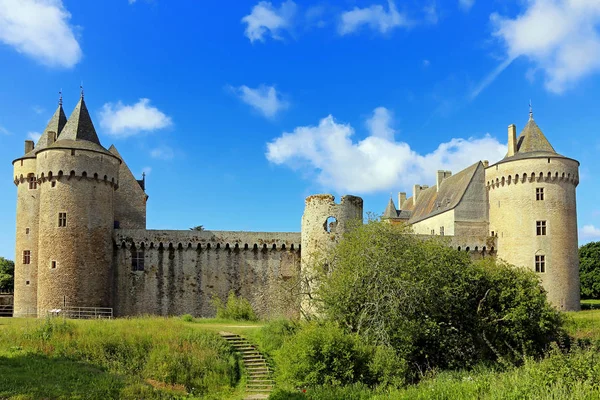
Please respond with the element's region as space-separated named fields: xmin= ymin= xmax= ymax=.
xmin=536 ymin=220 xmax=547 ymax=236
xmin=536 ymin=187 xmax=544 ymax=201
xmin=58 ymin=213 xmax=67 ymax=227
xmin=23 ymin=250 xmax=31 ymax=264
xmin=535 ymin=255 xmax=546 ymax=273
xmin=440 ymin=226 xmax=445 ymax=236
xmin=131 ymin=249 xmax=145 ymax=271
xmin=51 ymin=261 xmax=57 ymax=269
xmin=25 ymin=227 xmax=30 ymax=235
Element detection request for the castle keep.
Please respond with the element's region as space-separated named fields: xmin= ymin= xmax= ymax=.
xmin=12 ymin=95 xmax=580 ymax=317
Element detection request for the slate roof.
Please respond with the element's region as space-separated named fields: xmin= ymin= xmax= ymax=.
xmin=398 ymin=161 xmax=482 ymax=224
xmin=109 ymin=145 xmax=144 ymax=190
xmin=23 ymin=104 xmax=67 ymax=158
xmin=58 ymin=97 xmax=102 ymax=145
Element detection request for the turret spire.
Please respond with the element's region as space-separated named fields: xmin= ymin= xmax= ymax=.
xmin=59 ymin=89 xmax=63 ymax=106
xmin=529 ymin=99 xmax=533 ymax=120
xmin=59 ymin=94 xmax=101 ymax=145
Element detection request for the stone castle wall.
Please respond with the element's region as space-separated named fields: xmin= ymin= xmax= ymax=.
xmin=36 ymin=148 xmax=120 ymax=314
xmin=113 ymin=230 xmax=301 ymax=318
xmin=486 ymin=156 xmax=580 ymax=310
xmin=13 ymin=157 xmax=39 ymax=317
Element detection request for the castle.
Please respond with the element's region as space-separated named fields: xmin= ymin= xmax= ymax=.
xmin=12 ymin=94 xmax=580 ymax=318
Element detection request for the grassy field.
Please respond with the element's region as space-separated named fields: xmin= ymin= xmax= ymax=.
xmin=0 ymin=309 xmax=598 ymax=399
xmin=0 ymin=317 xmax=256 ymax=400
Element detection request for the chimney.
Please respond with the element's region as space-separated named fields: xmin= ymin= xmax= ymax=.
xmin=413 ymin=184 xmax=421 ymax=205
xmin=48 ymin=131 xmax=56 ymax=145
xmin=436 ymin=171 xmax=445 ymax=191
xmin=507 ymin=124 xmax=517 ymax=157
xmin=398 ymin=192 xmax=407 ymax=209
xmin=483 ymin=160 xmax=489 ymax=168
xmin=24 ymin=140 xmax=34 ymax=154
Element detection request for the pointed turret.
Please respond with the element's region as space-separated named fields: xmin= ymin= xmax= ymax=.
xmin=59 ymin=96 xmax=101 ymax=145
xmin=515 ymin=115 xmax=556 ymax=155
xmin=28 ymin=103 xmax=67 ymax=156
xmin=383 ymin=197 xmax=398 ymax=219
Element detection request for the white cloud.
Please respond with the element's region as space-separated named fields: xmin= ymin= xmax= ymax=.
xmin=150 ymin=147 xmax=174 ymax=160
xmin=27 ymin=131 xmax=41 ymax=142
xmin=581 ymin=224 xmax=600 ymax=239
xmin=141 ymin=166 xmax=152 ymax=176
xmin=339 ymin=0 xmax=410 ymax=35
xmin=0 ymin=0 xmax=82 ymax=68
xmin=128 ymin=0 xmax=136 ymax=4
xmin=0 ymin=125 xmax=10 ymax=135
xmin=423 ymin=4 xmax=438 ymax=25
xmin=459 ymin=0 xmax=474 ymax=11
xmin=423 ymin=59 xmax=431 ymax=67
xmin=266 ymin=107 xmax=507 ymax=193
xmin=99 ymin=98 xmax=172 ymax=137
xmin=242 ymin=0 xmax=296 ymax=42
xmin=491 ymin=0 xmax=600 ymax=93
xmin=32 ymin=105 xmax=45 ymax=115
xmin=231 ymin=84 xmax=289 ymax=118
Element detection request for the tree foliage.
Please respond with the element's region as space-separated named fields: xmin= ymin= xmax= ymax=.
xmin=211 ymin=290 xmax=258 ymax=321
xmin=579 ymin=241 xmax=600 ymax=299
xmin=0 ymin=257 xmax=14 ymax=291
xmin=315 ymin=221 xmax=564 ymax=382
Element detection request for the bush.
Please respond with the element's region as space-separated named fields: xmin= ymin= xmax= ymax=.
xmin=212 ymin=290 xmax=258 ymax=321
xmin=274 ymin=322 xmax=373 ymax=388
xmin=316 ymin=221 xmax=564 ymax=382
xmin=181 ymin=314 xmax=194 ymax=322
xmin=250 ymin=318 xmax=299 ymax=357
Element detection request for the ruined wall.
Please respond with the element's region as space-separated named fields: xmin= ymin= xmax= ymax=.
xmin=113 ymin=230 xmax=301 ymax=318
xmin=486 ymin=156 xmax=580 ymax=310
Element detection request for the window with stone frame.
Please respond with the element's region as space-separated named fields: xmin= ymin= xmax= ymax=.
xmin=28 ymin=175 xmax=37 ymax=190
xmin=536 ymin=187 xmax=544 ymax=201
xmin=23 ymin=250 xmax=31 ymax=264
xmin=536 ymin=220 xmax=547 ymax=236
xmin=58 ymin=212 xmax=67 ymax=227
xmin=535 ymin=255 xmax=546 ymax=273
xmin=131 ymin=248 xmax=145 ymax=271
xmin=440 ymin=226 xmax=445 ymax=236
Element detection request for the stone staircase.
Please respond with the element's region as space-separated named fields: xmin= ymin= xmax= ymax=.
xmin=220 ymin=332 xmax=274 ymax=400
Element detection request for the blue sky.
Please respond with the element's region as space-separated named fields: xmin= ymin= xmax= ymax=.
xmin=1 ymin=0 xmax=600 ymax=259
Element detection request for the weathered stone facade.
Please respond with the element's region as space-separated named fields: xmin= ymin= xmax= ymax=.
xmin=12 ymin=97 xmax=580 ymax=318
xmin=384 ymin=114 xmax=580 ymax=311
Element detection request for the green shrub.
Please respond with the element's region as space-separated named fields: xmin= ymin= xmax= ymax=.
xmin=181 ymin=314 xmax=194 ymax=322
xmin=212 ymin=290 xmax=258 ymax=321
xmin=274 ymin=322 xmax=373 ymax=388
xmin=250 ymin=318 xmax=299 ymax=357
xmin=316 ymin=221 xmax=564 ymax=382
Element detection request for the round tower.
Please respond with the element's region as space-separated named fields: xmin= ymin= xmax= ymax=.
xmin=35 ymin=96 xmax=120 ymax=314
xmin=12 ymin=102 xmax=68 ymax=317
xmin=486 ymin=115 xmax=580 ymax=310
xmin=300 ymin=194 xmax=363 ymax=314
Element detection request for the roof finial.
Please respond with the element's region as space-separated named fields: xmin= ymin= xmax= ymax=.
xmin=80 ymin=81 xmax=84 ymax=99
xmin=58 ymin=89 xmax=63 ymax=106
xmin=529 ymin=99 xmax=533 ymax=120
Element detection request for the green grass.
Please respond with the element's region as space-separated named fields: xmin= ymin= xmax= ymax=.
xmin=565 ymin=309 xmax=600 ymax=341
xmin=0 ymin=317 xmax=249 ymax=399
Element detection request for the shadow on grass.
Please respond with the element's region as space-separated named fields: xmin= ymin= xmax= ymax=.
xmin=0 ymin=352 xmax=124 ymax=399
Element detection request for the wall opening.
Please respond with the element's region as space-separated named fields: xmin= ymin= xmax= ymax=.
xmin=324 ymin=216 xmax=338 ymax=233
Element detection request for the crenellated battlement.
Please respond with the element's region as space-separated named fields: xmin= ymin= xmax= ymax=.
xmin=113 ymin=230 xmax=302 ymax=252
xmin=486 ymin=169 xmax=578 ymax=189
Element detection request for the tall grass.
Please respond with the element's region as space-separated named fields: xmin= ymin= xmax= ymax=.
xmin=0 ymin=317 xmax=242 ymax=399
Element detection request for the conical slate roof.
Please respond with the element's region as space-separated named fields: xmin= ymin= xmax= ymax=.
xmin=515 ymin=116 xmax=556 ymax=155
xmin=58 ymin=96 xmax=101 ymax=145
xmin=383 ymin=197 xmax=398 ymax=219
xmin=24 ymin=104 xmax=67 ymax=158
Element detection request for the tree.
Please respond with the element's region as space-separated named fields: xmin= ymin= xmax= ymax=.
xmin=315 ymin=221 xmax=563 ymax=382
xmin=0 ymin=257 xmax=14 ymax=292
xmin=189 ymin=225 xmax=204 ymax=231
xmin=579 ymin=241 xmax=600 ymax=299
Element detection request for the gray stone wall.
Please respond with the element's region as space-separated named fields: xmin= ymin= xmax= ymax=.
xmin=112 ymin=230 xmax=301 ymax=318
